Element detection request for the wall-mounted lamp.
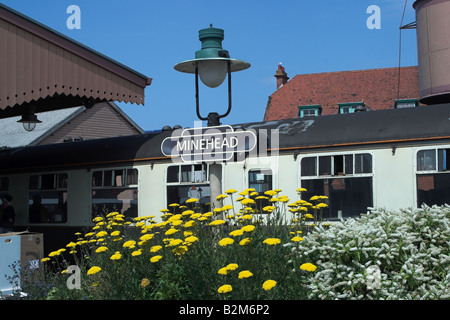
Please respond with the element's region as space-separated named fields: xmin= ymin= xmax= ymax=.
xmin=17 ymin=105 xmax=41 ymax=131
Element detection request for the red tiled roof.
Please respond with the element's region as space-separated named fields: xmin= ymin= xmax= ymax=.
xmin=264 ymin=66 xmax=419 ymax=121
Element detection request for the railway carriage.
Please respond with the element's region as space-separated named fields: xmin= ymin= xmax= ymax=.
xmin=1 ymin=103 xmax=450 ymax=254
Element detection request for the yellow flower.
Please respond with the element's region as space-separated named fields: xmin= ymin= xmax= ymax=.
xmin=173 ymin=246 xmax=188 ymax=255
xmin=222 ymin=205 xmax=233 ymax=211
xmin=263 ymin=206 xmax=276 ymax=213
xmin=225 ymin=189 xmax=237 ymax=194
xmin=150 ymin=255 xmax=162 ymax=263
xmin=226 ymin=263 xmax=239 ymax=271
xmin=110 ymin=231 xmax=120 ymax=237
xmin=316 ymin=203 xmax=328 ymax=208
xmin=255 ymin=196 xmax=269 ymax=200
xmin=168 ymin=214 xmax=182 ymax=222
xmin=263 ymin=238 xmax=281 ymax=245
xmin=185 ymin=236 xmax=198 ymax=243
xmin=209 ymin=219 xmax=226 ymax=226
xmin=229 ymin=229 xmax=244 ymax=237
xmin=150 ymin=245 xmax=162 ymax=252
xmin=264 ymin=190 xmax=277 ymax=197
xmin=41 ymin=257 xmax=50 ymax=262
xmin=241 ymin=225 xmax=255 ymax=233
xmin=66 ymin=242 xmax=77 ymax=248
xmin=141 ymin=278 xmax=150 ymax=288
xmin=218 ymin=267 xmax=229 ymax=275
xmin=171 ymin=220 xmax=183 ymax=227
xmin=291 ymin=236 xmax=304 ymax=242
xmin=165 ymin=228 xmax=178 ymax=235
xmin=123 ymin=240 xmax=137 ymax=248
xmin=239 ymin=238 xmax=251 ymax=246
xmin=93 ymin=216 xmax=104 ymax=222
xmin=241 ymin=198 xmax=255 ymax=206
xmin=96 ymin=231 xmax=108 ymax=238
xmin=184 ymin=220 xmax=196 ymax=228
xmin=190 ymin=213 xmax=202 ymax=220
xmin=310 ymin=195 xmax=320 ymax=201
xmin=185 ymin=198 xmax=198 ymax=204
xmin=304 ymin=213 xmax=314 ymax=219
xmin=140 ymin=234 xmax=154 ymax=242
xmin=169 ymin=239 xmax=183 ymax=246
xmin=238 ymin=270 xmax=253 ymax=279
xmin=216 ymin=194 xmax=228 ymax=201
xmin=262 ymin=280 xmax=277 ymax=291
xmin=296 ymin=187 xmax=307 ymax=192
xmin=169 ymin=203 xmax=180 ymax=207
xmin=87 ymin=266 xmax=101 ymax=275
xmin=110 ymin=251 xmax=122 ymax=261
xmin=218 ymin=284 xmax=232 ymax=294
xmin=95 ymin=246 xmax=108 ymax=253
xmin=300 ymin=263 xmax=317 ymax=272
xmin=132 ymin=249 xmax=143 ymax=256
xmin=242 ymin=214 xmax=253 ymax=220
xmin=218 ymin=237 xmax=234 ymax=246
xmin=48 ymin=251 xmax=60 ymax=257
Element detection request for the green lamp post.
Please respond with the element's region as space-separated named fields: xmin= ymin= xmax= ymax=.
xmin=174 ymin=24 xmax=250 ymax=126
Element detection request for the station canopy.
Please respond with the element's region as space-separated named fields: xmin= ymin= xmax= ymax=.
xmin=0 ymin=4 xmax=152 ymax=119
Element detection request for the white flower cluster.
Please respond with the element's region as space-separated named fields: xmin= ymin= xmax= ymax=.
xmin=295 ymin=205 xmax=450 ymax=300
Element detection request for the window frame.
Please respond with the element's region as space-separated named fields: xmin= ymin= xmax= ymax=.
xmin=248 ymin=168 xmax=273 ymax=193
xmin=300 ymin=152 xmax=373 ymax=179
xmin=298 ymin=105 xmax=322 ymax=118
xmin=299 ymin=151 xmax=374 ymax=220
xmin=28 ymin=172 xmax=69 ymax=224
xmin=165 ymin=163 xmax=211 ymax=210
xmin=91 ymin=167 xmax=139 ymax=219
xmin=415 ymin=146 xmax=450 ymax=207
xmin=338 ymin=102 xmax=365 ymax=114
xmin=394 ymin=98 xmax=418 ymax=109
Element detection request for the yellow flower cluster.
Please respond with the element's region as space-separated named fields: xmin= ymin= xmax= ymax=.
xmin=39 ymin=187 xmax=324 ymax=299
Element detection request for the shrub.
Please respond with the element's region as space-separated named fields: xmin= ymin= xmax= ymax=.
xmin=296 ymin=205 xmax=450 ymax=300
xmin=9 ymin=188 xmax=450 ymax=300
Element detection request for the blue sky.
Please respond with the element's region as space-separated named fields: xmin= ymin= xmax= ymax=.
xmin=1 ymin=0 xmax=418 ymax=131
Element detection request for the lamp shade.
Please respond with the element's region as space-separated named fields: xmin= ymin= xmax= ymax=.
xmin=174 ymin=25 xmax=250 ymax=84
xmin=197 ymin=59 xmax=228 ymax=88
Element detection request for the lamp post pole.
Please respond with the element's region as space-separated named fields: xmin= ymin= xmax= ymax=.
xmin=174 ymin=25 xmax=250 ymax=212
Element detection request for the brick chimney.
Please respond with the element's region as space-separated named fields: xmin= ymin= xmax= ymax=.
xmin=275 ymin=63 xmax=289 ymax=89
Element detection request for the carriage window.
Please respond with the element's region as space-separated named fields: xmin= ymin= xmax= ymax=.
xmin=416 ymin=148 xmax=450 ymax=206
xmin=300 ymin=153 xmax=373 ymax=219
xmin=28 ymin=173 xmax=68 ymax=223
xmin=0 ymin=177 xmax=9 ymax=192
xmin=166 ymin=163 xmax=211 ymax=211
xmin=91 ymin=168 xmax=138 ymax=220
xmin=249 ymin=169 xmax=273 ymax=193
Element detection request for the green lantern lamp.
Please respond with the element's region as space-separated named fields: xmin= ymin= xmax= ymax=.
xmin=174 ymin=25 xmax=250 ymax=126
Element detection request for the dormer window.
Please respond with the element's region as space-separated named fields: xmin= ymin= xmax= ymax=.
xmin=338 ymin=102 xmax=365 ymax=114
xmin=298 ymin=105 xmax=322 ymax=118
xmin=394 ymin=99 xmax=418 ymax=109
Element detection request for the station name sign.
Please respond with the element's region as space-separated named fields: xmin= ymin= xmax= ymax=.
xmin=161 ymin=125 xmax=257 ymax=162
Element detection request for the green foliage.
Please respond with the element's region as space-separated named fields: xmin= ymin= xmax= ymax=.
xmin=9 ymin=188 xmax=450 ymax=300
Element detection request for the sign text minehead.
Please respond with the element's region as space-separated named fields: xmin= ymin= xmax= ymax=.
xmin=161 ymin=125 xmax=257 ymax=162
